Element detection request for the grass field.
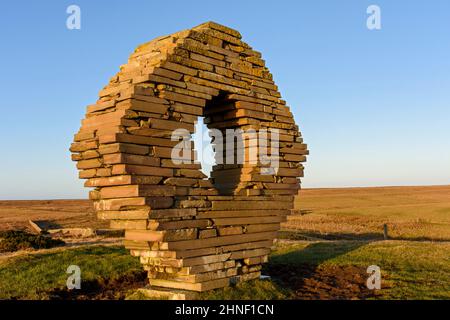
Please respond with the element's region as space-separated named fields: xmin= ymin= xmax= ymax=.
xmin=288 ymin=185 xmax=450 ymax=241
xmin=1 ymin=240 xmax=448 ymax=300
xmin=0 ymin=200 xmax=104 ymax=232
xmin=0 ymin=185 xmax=449 ymax=299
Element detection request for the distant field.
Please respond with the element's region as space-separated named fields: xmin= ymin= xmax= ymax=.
xmin=288 ymin=185 xmax=450 ymax=241
xmin=0 ymin=200 xmax=106 ymax=232
xmin=4 ymin=185 xmax=448 ymax=239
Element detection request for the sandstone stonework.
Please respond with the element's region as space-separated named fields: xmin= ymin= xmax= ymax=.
xmin=71 ymin=21 xmax=308 ymax=292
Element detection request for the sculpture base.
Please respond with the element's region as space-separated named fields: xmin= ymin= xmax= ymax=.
xmin=127 ymin=272 xmax=263 ymax=300
xmin=128 ymin=286 xmax=199 ymax=300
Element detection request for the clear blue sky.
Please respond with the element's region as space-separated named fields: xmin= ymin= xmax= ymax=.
xmin=0 ymin=1 xmax=449 ymax=199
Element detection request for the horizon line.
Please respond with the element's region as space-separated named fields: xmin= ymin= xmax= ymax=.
xmin=1 ymin=184 xmax=449 ymax=201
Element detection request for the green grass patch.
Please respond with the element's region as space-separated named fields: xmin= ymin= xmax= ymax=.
xmin=0 ymin=245 xmax=141 ymax=299
xmin=198 ymin=279 xmax=288 ymax=300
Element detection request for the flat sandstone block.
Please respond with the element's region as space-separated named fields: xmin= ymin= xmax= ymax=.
xmin=130 ymin=287 xmax=198 ymax=300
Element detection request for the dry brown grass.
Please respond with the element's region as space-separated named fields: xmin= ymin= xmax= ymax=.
xmin=0 ymin=200 xmax=107 ymax=232
xmin=286 ymin=185 xmax=450 ymax=241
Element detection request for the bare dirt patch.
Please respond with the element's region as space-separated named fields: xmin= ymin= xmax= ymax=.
xmin=47 ymin=270 xmax=148 ymax=300
xmin=264 ymin=263 xmax=377 ymax=300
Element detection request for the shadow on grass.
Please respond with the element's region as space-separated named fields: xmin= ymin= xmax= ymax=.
xmin=32 ymin=220 xmax=63 ymax=231
xmin=279 ymin=230 xmax=382 ymax=241
xmin=200 ymin=240 xmax=379 ymax=300
xmin=290 ymin=209 xmax=314 ymax=216
xmin=264 ymin=240 xmax=377 ymax=299
xmin=279 ymin=230 xmax=450 ymax=242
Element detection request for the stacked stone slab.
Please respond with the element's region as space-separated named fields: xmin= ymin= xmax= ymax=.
xmin=70 ymin=21 xmax=308 ymax=292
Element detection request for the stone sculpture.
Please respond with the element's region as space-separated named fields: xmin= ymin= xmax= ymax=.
xmin=70 ymin=22 xmax=308 ymax=293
